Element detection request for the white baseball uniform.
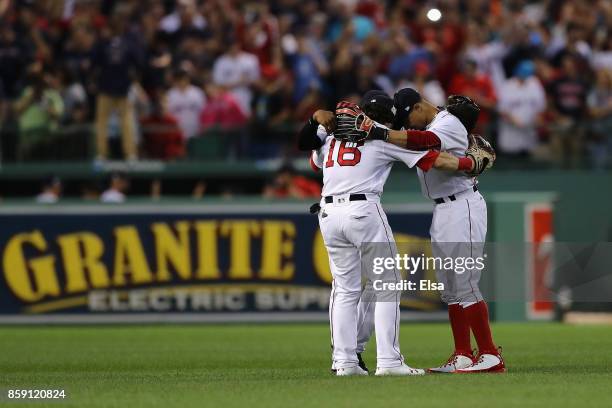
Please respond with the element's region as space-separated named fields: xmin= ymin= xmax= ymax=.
xmin=416 ymin=111 xmax=487 ymax=306
xmin=311 ymin=126 xmax=426 ymax=369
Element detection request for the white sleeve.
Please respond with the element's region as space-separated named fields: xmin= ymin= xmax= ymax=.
xmin=316 ymin=125 xmax=328 ymax=143
xmin=380 ymin=142 xmax=428 ymax=168
xmin=212 ymin=59 xmax=226 ymax=86
xmin=429 ymin=113 xmax=468 ymax=151
xmin=311 ymin=148 xmax=325 ymax=170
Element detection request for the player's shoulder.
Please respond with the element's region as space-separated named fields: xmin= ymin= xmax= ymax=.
xmin=432 ymin=110 xmax=463 ymax=127
xmin=429 ymin=111 xmax=467 ymax=135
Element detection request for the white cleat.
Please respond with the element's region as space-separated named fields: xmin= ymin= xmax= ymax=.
xmin=375 ymin=363 xmax=425 ymax=376
xmin=428 ymin=352 xmax=475 ymax=373
xmin=336 ymin=366 xmax=369 ymax=376
xmin=456 ymin=350 xmax=506 ymax=374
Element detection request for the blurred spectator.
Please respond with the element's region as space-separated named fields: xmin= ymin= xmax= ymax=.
xmin=448 ymin=59 xmax=497 ymax=133
xmin=251 ymin=64 xmax=293 ymax=145
xmin=497 ymin=61 xmax=547 ymax=156
xmin=93 ymin=10 xmax=143 ymax=161
xmin=159 ymin=0 xmax=206 ymax=34
xmin=36 ymin=175 xmax=62 ymax=203
xmin=592 ymin=32 xmax=612 ymax=71
xmin=192 ymin=180 xmax=207 ymax=199
xmin=398 ymin=61 xmax=446 ymax=107
xmin=59 ymin=69 xmax=88 ymax=124
xmin=199 ymin=84 xmax=248 ymax=129
xmin=236 ymin=2 xmax=279 ymax=66
xmin=388 ymin=31 xmax=433 ymax=83
xmin=463 ymin=20 xmax=507 ymax=93
xmin=0 ymin=19 xmax=33 ymax=100
xmin=13 ymin=68 xmax=64 ymax=160
xmin=262 ymin=164 xmax=321 ymax=199
xmin=141 ymin=95 xmax=185 ymax=160
xmin=62 ymin=25 xmax=96 ymax=94
xmin=547 ymin=55 xmax=590 ymax=166
xmin=0 ymin=0 xmax=607 ymax=169
xmin=292 ymin=30 xmax=327 ymax=103
xmin=212 ymin=37 xmax=260 ymax=116
xmin=167 ymin=68 xmax=206 ymax=139
xmin=587 ymin=69 xmax=612 ymax=168
xmin=100 ymin=172 xmax=129 ymax=203
xmin=326 ymin=1 xmax=375 ymax=42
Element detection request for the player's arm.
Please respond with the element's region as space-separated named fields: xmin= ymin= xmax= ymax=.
xmin=342 ymin=112 xmax=441 ymax=151
xmin=384 ymin=129 xmax=441 ymax=151
xmin=297 ymin=110 xmax=335 ymax=151
xmin=416 ymin=151 xmax=475 ymax=172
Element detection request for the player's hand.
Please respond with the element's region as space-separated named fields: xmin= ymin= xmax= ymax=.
xmin=313 ymin=110 xmax=336 ymax=134
xmin=334 ymin=101 xmax=367 ymax=142
xmin=334 ymin=101 xmax=388 ymax=142
xmin=465 ymin=134 xmax=496 ymax=176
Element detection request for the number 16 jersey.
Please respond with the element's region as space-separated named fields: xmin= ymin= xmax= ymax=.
xmin=311 ymin=125 xmax=427 ymax=197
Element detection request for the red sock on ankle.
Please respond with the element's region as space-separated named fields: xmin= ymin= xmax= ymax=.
xmin=448 ymin=304 xmax=472 ymax=355
xmin=464 ymin=301 xmax=497 ymax=355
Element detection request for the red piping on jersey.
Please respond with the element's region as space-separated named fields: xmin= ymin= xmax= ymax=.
xmin=416 ymin=150 xmax=439 ymax=171
xmin=310 ymin=156 xmax=321 ymax=172
xmin=405 ymin=130 xmax=441 ymax=150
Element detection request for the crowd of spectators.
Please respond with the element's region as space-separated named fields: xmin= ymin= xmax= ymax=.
xmin=0 ymin=0 xmax=610 ymax=168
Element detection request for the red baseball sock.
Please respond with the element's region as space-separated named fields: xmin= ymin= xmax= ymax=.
xmin=464 ymin=301 xmax=497 ymax=355
xmin=448 ymin=304 xmax=472 ymax=355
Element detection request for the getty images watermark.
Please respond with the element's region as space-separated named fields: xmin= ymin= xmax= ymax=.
xmin=371 ymin=253 xmax=486 ymax=292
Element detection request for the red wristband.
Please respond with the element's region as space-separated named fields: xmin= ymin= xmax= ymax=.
xmin=458 ymin=157 xmax=473 ymax=172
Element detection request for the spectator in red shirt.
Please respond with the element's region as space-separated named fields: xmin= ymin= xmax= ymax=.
xmin=200 ymin=83 xmax=248 ymax=130
xmin=140 ymin=96 xmax=185 ymax=160
xmin=263 ymin=163 xmax=321 ymax=199
xmin=448 ymin=59 xmax=497 ymax=134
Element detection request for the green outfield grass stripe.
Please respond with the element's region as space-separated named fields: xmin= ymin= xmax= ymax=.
xmin=0 ymin=323 xmax=610 ymax=407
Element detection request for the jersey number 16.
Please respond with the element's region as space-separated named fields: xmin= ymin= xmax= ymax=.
xmin=325 ymin=139 xmax=364 ymax=168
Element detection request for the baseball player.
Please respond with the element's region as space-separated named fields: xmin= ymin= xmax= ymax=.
xmin=298 ymin=90 xmax=492 ymax=376
xmin=337 ymin=88 xmax=503 ymax=373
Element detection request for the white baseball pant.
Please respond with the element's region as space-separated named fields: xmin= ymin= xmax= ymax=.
xmin=319 ymin=196 xmax=404 ymax=369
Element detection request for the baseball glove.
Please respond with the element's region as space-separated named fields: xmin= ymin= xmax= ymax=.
xmin=334 ymin=101 xmax=374 ymax=142
xmin=446 ymin=95 xmax=480 ymax=133
xmin=465 ymin=134 xmax=496 ymax=176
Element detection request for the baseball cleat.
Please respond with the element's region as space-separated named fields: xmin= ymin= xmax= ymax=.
xmin=456 ymin=348 xmax=506 ymax=373
xmin=336 ymin=366 xmax=369 ymax=376
xmin=428 ymin=352 xmax=475 ymax=373
xmin=331 ymin=353 xmax=368 ymax=374
xmin=375 ymin=363 xmax=425 ymax=376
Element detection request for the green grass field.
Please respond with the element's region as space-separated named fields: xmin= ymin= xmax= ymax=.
xmin=1 ymin=323 xmax=611 ymax=407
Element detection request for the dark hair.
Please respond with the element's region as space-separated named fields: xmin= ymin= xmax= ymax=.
xmin=364 ymin=103 xmax=394 ymax=125
xmin=361 ymin=90 xmax=394 ymax=124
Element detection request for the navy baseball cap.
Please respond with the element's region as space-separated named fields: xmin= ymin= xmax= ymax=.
xmin=392 ymin=88 xmax=421 ymax=130
xmin=360 ymin=90 xmax=394 ymax=124
xmin=360 ymin=90 xmax=392 ymax=110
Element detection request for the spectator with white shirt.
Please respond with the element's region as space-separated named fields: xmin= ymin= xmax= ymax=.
xmin=212 ymin=38 xmax=260 ymax=117
xmin=36 ymin=176 xmax=62 ymax=204
xmin=159 ymin=0 xmax=206 ymax=34
xmin=167 ymin=68 xmax=205 ymax=139
xmin=100 ymin=172 xmax=129 ymax=203
xmin=497 ymin=60 xmax=546 ymax=156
